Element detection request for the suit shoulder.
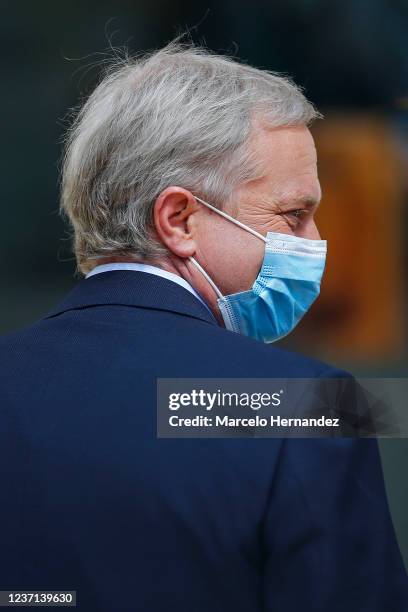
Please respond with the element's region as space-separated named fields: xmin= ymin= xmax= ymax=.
xmin=192 ymin=322 xmax=350 ymax=378
xmin=0 ymin=319 xmax=47 ymax=358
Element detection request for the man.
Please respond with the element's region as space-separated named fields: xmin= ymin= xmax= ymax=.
xmin=0 ymin=42 xmax=407 ymax=611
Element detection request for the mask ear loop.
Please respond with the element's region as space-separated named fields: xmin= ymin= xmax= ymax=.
xmin=189 ymin=256 xmax=224 ymax=299
xmin=194 ymin=196 xmax=267 ymax=243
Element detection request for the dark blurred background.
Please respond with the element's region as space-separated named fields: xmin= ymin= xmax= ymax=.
xmin=1 ymin=0 xmax=408 ymax=565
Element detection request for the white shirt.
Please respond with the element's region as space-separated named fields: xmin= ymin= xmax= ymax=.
xmin=85 ymin=262 xmax=214 ymax=317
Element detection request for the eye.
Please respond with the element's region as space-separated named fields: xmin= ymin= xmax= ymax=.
xmin=289 ymin=209 xmax=306 ymax=218
xmin=283 ymin=209 xmax=308 ymax=223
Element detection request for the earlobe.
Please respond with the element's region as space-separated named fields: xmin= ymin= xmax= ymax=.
xmin=153 ymin=187 xmax=199 ymax=258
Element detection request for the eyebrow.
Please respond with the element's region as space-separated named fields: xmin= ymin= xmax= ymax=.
xmin=277 ymin=194 xmax=321 ymax=210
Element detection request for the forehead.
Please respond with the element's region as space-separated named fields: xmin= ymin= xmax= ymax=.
xmin=247 ymin=124 xmax=320 ymax=202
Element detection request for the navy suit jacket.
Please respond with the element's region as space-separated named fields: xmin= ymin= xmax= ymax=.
xmin=1 ymin=271 xmax=407 ymax=611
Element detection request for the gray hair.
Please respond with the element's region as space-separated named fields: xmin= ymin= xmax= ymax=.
xmin=61 ymin=41 xmax=320 ymax=274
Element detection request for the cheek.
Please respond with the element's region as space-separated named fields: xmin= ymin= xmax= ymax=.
xmin=227 ymin=234 xmax=265 ymax=293
xmin=206 ymin=229 xmax=265 ymax=294
xmin=265 ymin=214 xmax=296 ymax=236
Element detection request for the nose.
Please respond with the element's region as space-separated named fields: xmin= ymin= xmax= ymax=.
xmin=307 ymin=220 xmax=321 ymax=240
xmin=297 ymin=219 xmax=321 ymax=240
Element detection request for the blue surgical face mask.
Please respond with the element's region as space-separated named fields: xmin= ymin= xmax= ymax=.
xmin=189 ymin=196 xmax=327 ymax=344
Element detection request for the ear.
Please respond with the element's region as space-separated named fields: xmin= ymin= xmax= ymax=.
xmin=153 ymin=187 xmax=200 ymax=258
